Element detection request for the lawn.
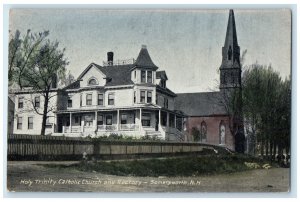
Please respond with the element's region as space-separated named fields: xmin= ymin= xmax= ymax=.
xmin=43 ymin=154 xmax=275 ymax=177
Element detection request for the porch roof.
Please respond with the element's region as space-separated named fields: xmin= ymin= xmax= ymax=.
xmin=55 ymin=104 xmax=161 ymax=114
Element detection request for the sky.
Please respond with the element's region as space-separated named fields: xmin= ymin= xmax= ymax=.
xmin=9 ymin=9 xmax=291 ymax=93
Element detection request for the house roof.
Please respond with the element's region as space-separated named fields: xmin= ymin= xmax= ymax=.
xmin=133 ymin=45 xmax=159 ymax=70
xmin=175 ymin=92 xmax=227 ymax=117
xmin=75 ymin=63 xmax=134 ymax=87
xmin=156 ymin=85 xmax=177 ymax=97
xmin=94 ymin=63 xmax=134 ymax=86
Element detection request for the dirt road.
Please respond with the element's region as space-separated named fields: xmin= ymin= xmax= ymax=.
xmin=6 ymin=161 xmax=290 ymax=192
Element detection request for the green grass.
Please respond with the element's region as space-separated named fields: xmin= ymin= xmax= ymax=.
xmin=42 ymin=155 xmax=274 ymax=177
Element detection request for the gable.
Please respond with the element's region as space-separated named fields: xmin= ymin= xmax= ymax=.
xmin=78 ymin=64 xmax=107 ymax=87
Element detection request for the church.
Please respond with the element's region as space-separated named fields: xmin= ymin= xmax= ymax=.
xmin=175 ymin=9 xmax=245 ymax=152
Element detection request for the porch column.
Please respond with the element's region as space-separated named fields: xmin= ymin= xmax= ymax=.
xmin=81 ymin=116 xmax=84 ymax=133
xmin=167 ymin=112 xmax=169 ymax=128
xmin=158 ymin=110 xmax=161 ymax=126
xmin=117 ymin=109 xmax=120 ymax=131
xmin=69 ymin=113 xmax=72 ymax=133
xmin=174 ymin=115 xmax=177 ymax=129
xmin=95 ymin=111 xmax=98 ymax=132
xmin=139 ymin=108 xmax=142 ymax=131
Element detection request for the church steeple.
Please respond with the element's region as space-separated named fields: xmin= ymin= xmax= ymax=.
xmin=220 ymin=9 xmax=241 ymax=90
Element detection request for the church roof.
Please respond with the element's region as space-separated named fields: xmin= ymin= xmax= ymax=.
xmin=133 ymin=45 xmax=159 ymax=70
xmin=175 ymin=92 xmax=227 ymax=117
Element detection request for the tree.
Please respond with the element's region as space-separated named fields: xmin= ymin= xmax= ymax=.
xmin=9 ymin=30 xmax=69 ymax=136
xmin=242 ymin=64 xmax=291 ymax=157
xmin=24 ymin=40 xmax=68 ymax=135
xmin=9 ymin=29 xmax=49 ymax=88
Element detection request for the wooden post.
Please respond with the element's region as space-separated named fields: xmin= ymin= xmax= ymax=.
xmin=95 ymin=111 xmax=98 ymax=132
xmin=81 ymin=115 xmax=84 ymax=133
xmin=69 ymin=113 xmax=72 ymax=133
xmin=117 ymin=109 xmax=120 ymax=131
xmin=174 ymin=114 xmax=177 ymax=129
xmin=139 ymin=108 xmax=142 ymax=132
xmin=158 ymin=110 xmax=161 ymax=126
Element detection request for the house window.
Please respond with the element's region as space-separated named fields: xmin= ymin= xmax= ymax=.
xmin=106 ymin=115 xmax=112 ymax=125
xmin=98 ymin=94 xmax=104 ymax=106
xmin=140 ymin=91 xmax=145 ymax=103
xmin=75 ymin=116 xmax=81 ymax=125
xmin=80 ymin=94 xmax=82 ymax=107
xmin=86 ymin=94 xmax=92 ymax=105
xmin=134 ymin=91 xmax=136 ymax=103
xmin=18 ymin=97 xmax=24 ymax=109
xmin=17 ymin=117 xmax=22 ymax=129
xmin=134 ymin=71 xmax=136 ymax=79
xmin=88 ymin=78 xmax=98 ymax=85
xmin=164 ymin=97 xmax=168 ymax=108
xmin=121 ymin=114 xmax=127 ymax=124
xmin=147 ymin=91 xmax=152 ymax=103
xmin=147 ymin=71 xmax=152 ymax=83
xmin=68 ymin=97 xmax=72 ymax=108
xmin=28 ymin=117 xmax=33 ymax=129
xmin=97 ymin=114 xmax=103 ymax=125
xmin=141 ymin=70 xmax=146 ymax=83
xmin=142 ymin=113 xmax=151 ymax=127
xmin=161 ymin=112 xmax=167 ymax=126
xmin=84 ymin=115 xmax=93 ymax=126
xmin=108 ymin=93 xmax=115 ymax=105
xmin=34 ymin=96 xmax=40 ymax=108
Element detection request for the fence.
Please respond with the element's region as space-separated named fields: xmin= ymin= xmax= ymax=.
xmin=7 ymin=134 xmax=231 ymax=161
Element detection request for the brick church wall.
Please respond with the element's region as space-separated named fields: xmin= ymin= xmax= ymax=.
xmin=185 ymin=116 xmax=235 ymax=151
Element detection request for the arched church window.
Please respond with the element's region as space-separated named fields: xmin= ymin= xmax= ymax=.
xmin=219 ymin=120 xmax=226 ymax=145
xmin=88 ymin=78 xmax=98 ymax=86
xmin=201 ymin=121 xmax=207 ymax=142
xmin=228 ymin=46 xmax=232 ymax=60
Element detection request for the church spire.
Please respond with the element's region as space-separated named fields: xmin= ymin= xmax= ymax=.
xmin=221 ymin=9 xmax=240 ymax=67
xmin=219 ymin=9 xmax=242 ymax=90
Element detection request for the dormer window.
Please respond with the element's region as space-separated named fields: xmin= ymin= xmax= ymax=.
xmin=88 ymin=78 xmax=98 ymax=86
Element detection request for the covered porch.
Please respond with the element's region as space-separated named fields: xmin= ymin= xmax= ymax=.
xmin=55 ymin=107 xmax=185 ymax=140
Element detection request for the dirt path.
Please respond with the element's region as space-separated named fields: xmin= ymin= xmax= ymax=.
xmin=6 ymin=161 xmax=290 ymax=192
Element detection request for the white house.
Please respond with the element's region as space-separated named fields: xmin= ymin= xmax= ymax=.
xmin=13 ymin=45 xmax=186 ymax=141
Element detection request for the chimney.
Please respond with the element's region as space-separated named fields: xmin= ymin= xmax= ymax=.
xmin=107 ymin=51 xmax=114 ymax=66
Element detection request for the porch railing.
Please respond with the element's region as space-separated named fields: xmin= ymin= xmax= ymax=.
xmin=63 ymin=126 xmax=81 ymax=133
xmin=120 ymin=124 xmax=139 ymax=131
xmin=97 ymin=124 xmax=117 ymax=131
